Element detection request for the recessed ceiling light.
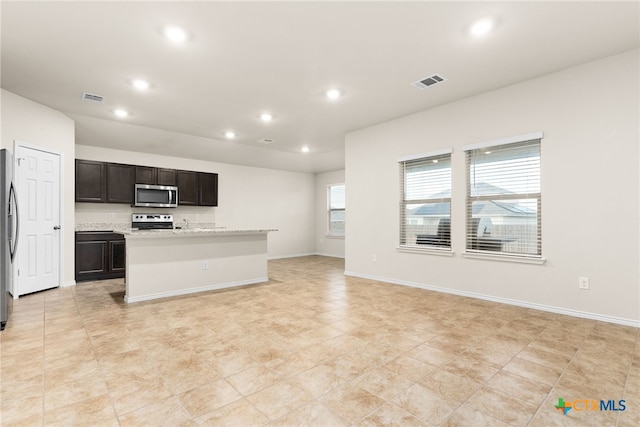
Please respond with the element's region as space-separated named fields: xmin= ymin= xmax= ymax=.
xmin=225 ymin=131 xmax=236 ymax=139
xmin=301 ymin=146 xmax=310 ymax=153
xmin=164 ymin=26 xmax=187 ymax=43
xmin=469 ymin=18 xmax=494 ymax=37
xmin=114 ymin=109 xmax=128 ymax=118
xmin=132 ymin=79 xmax=149 ymax=90
xmin=260 ymin=113 xmax=273 ymax=122
xmin=326 ymin=89 xmax=341 ymax=100
xmin=131 ymin=79 xmax=149 ymax=90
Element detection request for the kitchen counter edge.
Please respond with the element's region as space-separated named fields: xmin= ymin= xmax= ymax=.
xmin=116 ymin=228 xmax=278 ymax=239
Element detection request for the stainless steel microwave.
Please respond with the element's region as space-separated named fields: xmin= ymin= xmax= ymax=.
xmin=134 ymin=184 xmax=178 ymax=208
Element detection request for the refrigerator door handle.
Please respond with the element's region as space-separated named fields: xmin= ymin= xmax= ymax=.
xmin=8 ymin=182 xmax=19 ymax=262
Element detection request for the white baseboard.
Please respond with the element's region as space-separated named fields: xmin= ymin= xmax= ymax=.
xmin=268 ymin=253 xmax=316 ymax=260
xmin=61 ymin=280 xmax=76 ymax=288
xmin=124 ymin=277 xmax=269 ymax=303
xmin=313 ymin=252 xmax=345 ymax=259
xmin=268 ymin=252 xmax=345 ymax=260
xmin=344 ymin=271 xmax=640 ymax=328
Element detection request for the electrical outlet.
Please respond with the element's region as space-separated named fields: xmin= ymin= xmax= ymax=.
xmin=372 ymin=254 xmax=377 ymax=263
xmin=202 ymin=261 xmax=209 ymax=270
xmin=578 ymin=276 xmax=590 ymax=290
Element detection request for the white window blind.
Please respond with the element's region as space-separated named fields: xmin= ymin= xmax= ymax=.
xmin=465 ymin=138 xmax=541 ymax=257
xmin=400 ymin=151 xmax=452 ymax=249
xmin=328 ymin=184 xmax=345 ymax=236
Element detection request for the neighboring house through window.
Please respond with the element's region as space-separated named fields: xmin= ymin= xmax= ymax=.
xmin=399 ymin=149 xmax=452 ymax=250
xmin=328 ymin=184 xmax=345 ymax=236
xmin=465 ymin=133 xmax=542 ymax=257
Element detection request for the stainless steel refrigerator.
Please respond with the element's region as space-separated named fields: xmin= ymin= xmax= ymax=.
xmin=1 ymin=148 xmax=18 ymax=330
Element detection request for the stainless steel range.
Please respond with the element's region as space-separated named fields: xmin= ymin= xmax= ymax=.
xmin=131 ymin=213 xmax=174 ymax=230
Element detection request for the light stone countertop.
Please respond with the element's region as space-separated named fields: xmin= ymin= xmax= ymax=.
xmin=76 ymin=222 xmax=218 ymax=232
xmin=116 ymin=228 xmax=277 ymax=239
xmin=75 ymin=223 xmax=131 ymax=232
xmin=75 ymin=223 xmax=276 ymax=238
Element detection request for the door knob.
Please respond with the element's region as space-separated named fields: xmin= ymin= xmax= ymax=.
xmin=53 ymin=225 xmax=61 ymax=230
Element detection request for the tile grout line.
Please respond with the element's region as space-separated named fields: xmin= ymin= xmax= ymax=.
xmin=41 ymin=293 xmax=46 ymax=427
xmin=615 ymin=328 xmax=640 ymax=427
xmin=74 ymin=283 xmax=122 ymax=426
xmin=439 ymin=319 xmax=510 ymax=425
xmin=524 ymin=319 xmax=596 ymax=427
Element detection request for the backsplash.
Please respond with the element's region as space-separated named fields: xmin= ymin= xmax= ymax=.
xmin=75 ymin=203 xmax=216 ymax=231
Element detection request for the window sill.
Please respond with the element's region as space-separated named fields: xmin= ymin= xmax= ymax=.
xmin=325 ymin=234 xmax=345 ymax=240
xmin=397 ymin=246 xmax=454 ymax=257
xmin=462 ymin=251 xmax=546 ymax=265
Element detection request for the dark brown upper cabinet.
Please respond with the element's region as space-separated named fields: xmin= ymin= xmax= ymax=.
xmin=157 ymin=168 xmax=177 ymax=186
xmin=135 ymin=166 xmax=157 ymax=185
xmin=198 ymin=172 xmax=218 ymax=206
xmin=177 ymin=170 xmax=198 ymax=205
xmin=135 ymin=166 xmax=177 ymax=186
xmin=106 ymin=163 xmax=135 ymax=204
xmin=76 ymin=159 xmax=217 ymax=207
xmin=75 ymin=159 xmax=106 ymax=202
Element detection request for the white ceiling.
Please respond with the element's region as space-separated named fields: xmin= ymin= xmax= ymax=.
xmin=2 ymin=1 xmax=638 ymax=173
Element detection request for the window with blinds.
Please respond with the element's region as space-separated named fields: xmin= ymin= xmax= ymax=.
xmin=465 ymin=136 xmax=541 ymax=257
xmin=399 ymin=150 xmax=452 ymax=250
xmin=328 ymin=184 xmax=345 ymax=236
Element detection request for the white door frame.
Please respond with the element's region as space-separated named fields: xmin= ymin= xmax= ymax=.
xmin=12 ymin=140 xmax=64 ymax=298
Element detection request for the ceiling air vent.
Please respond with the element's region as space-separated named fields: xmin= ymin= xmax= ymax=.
xmin=258 ymin=138 xmax=274 ymax=145
xmin=82 ymin=92 xmax=105 ymax=103
xmin=412 ymin=74 xmax=447 ymax=89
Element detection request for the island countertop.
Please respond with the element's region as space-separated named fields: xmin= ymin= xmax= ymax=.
xmin=118 ymin=228 xmax=277 ymax=239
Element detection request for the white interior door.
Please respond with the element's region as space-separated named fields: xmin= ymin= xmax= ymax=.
xmin=15 ymin=145 xmax=61 ymax=296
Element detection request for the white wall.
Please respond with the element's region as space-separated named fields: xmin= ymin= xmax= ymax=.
xmin=345 ymin=50 xmax=639 ymax=325
xmin=75 ymin=145 xmax=315 ymax=258
xmin=315 ymin=169 xmax=345 ymax=258
xmin=1 ymin=89 xmax=76 ymax=286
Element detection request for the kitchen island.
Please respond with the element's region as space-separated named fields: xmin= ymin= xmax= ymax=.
xmin=118 ymin=228 xmax=276 ymax=303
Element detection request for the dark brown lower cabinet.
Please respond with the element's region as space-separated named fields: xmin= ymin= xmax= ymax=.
xmin=109 ymin=240 xmax=126 ymax=273
xmin=75 ymin=232 xmax=125 ymax=282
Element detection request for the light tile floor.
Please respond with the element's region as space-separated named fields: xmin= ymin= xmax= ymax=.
xmin=1 ymin=255 xmax=638 ymax=426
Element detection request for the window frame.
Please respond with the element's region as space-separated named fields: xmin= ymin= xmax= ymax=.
xmin=464 ymin=132 xmax=543 ymax=261
xmin=327 ymin=183 xmax=345 ymax=238
xmin=398 ymin=149 xmax=453 ymax=253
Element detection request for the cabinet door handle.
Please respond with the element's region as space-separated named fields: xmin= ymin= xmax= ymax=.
xmin=53 ymin=225 xmax=61 ymax=230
